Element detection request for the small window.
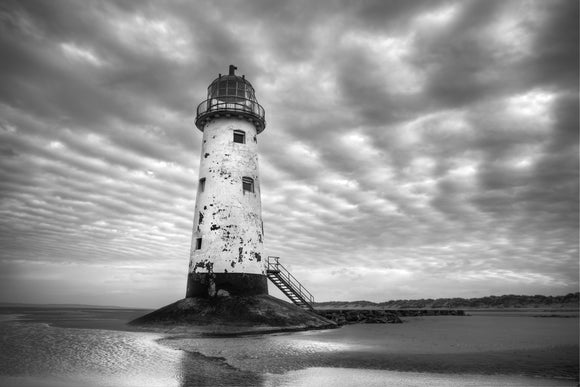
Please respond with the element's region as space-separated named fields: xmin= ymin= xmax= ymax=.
xmin=242 ymin=177 xmax=254 ymax=193
xmin=195 ymin=238 xmax=202 ymax=250
xmin=209 ymin=84 xmax=218 ymax=98
xmin=199 ymin=178 xmax=206 ymax=192
xmin=233 ymin=130 xmax=245 ymax=144
xmin=227 ymin=80 xmax=236 ymax=91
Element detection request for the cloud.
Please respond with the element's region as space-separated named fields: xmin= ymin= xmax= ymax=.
xmin=0 ymin=0 xmax=577 ymax=306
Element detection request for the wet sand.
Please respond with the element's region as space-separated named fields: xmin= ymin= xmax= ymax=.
xmin=160 ymin=315 xmax=579 ymax=381
xmin=1 ymin=306 xmax=578 ymax=386
xmin=264 ymin=368 xmax=576 ymax=387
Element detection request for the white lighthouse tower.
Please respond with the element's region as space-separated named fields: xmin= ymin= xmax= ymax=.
xmin=130 ymin=66 xmax=332 ymax=331
xmin=186 ymin=65 xmax=267 ymax=298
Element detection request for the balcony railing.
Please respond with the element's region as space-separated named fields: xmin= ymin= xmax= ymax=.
xmin=195 ymin=97 xmax=266 ymax=132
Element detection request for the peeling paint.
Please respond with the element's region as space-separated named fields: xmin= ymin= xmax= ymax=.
xmin=218 ymin=168 xmax=232 ymax=179
xmin=193 ymin=259 xmax=214 ymax=274
xmin=189 ymin=118 xmax=265 ymax=276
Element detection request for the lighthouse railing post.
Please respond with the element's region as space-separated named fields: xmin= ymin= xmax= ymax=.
xmin=267 ymin=256 xmax=280 ymax=272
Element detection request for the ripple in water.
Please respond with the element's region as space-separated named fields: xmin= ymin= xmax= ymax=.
xmin=0 ymin=321 xmax=183 ymax=387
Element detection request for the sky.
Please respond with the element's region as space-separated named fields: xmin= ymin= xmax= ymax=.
xmin=0 ymin=0 xmax=578 ymax=308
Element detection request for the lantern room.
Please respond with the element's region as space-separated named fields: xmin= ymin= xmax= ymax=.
xmin=195 ymin=65 xmax=266 ymax=133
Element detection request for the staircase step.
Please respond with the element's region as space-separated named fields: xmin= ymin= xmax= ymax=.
xmin=266 ymin=257 xmax=314 ymax=310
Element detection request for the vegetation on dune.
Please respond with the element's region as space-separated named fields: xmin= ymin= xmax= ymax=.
xmin=315 ymin=292 xmax=579 ymax=309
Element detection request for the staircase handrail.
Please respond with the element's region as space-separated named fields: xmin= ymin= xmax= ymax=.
xmin=267 ymin=256 xmax=314 ymax=304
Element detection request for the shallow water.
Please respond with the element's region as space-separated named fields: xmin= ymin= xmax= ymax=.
xmin=0 ymin=309 xmax=578 ymax=387
xmin=162 ymin=315 xmax=579 ymax=379
xmin=0 ymin=321 xmax=183 ymax=386
xmin=264 ymin=368 xmax=576 ymax=387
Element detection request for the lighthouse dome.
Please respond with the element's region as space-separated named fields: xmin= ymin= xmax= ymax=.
xmin=195 ymin=65 xmax=266 ymax=133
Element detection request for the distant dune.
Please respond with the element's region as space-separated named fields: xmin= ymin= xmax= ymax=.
xmin=314 ymin=292 xmax=580 ymax=310
xmin=2 ymin=292 xmax=578 ymax=311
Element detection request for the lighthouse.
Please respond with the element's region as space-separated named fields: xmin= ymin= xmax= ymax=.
xmin=186 ymin=65 xmax=267 ymax=298
xmin=129 ymin=66 xmax=334 ymax=331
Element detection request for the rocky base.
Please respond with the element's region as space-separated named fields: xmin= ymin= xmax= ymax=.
xmin=129 ymin=295 xmax=336 ymax=335
xmin=393 ymin=309 xmax=466 ymax=317
xmin=316 ymin=309 xmax=403 ymax=325
xmin=315 ymin=309 xmax=466 ymax=325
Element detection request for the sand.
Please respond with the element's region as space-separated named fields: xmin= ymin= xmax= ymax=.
xmin=159 ymin=315 xmax=579 ymax=381
xmin=1 ymin=306 xmax=578 ymax=386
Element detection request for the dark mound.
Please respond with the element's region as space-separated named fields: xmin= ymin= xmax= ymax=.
xmin=129 ymin=295 xmax=336 ymax=334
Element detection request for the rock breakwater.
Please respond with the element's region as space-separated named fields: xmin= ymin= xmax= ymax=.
xmin=316 ymin=309 xmax=465 ymax=325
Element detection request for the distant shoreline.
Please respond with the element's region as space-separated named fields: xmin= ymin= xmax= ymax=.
xmin=314 ymin=305 xmax=579 ymax=311
xmin=314 ymin=292 xmax=580 ymax=310
xmin=2 ymin=292 xmax=577 ymax=310
xmin=0 ymin=292 xmax=580 ymax=311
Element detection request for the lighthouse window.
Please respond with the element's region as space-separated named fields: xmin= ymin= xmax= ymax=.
xmin=242 ymin=177 xmax=254 ymax=193
xmin=199 ymin=177 xmax=206 ymax=192
xmin=195 ymin=238 xmax=202 ymax=250
xmin=233 ymin=130 xmax=245 ymax=144
xmin=237 ymin=83 xmax=245 ymax=97
xmin=209 ymin=83 xmax=218 ymax=97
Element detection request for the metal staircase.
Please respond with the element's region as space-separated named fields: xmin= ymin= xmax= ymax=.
xmin=266 ymin=256 xmax=314 ymax=310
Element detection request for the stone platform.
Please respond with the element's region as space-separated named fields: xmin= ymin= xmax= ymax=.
xmin=129 ymin=295 xmax=336 ymax=336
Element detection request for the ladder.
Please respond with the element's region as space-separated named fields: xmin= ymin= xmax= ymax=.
xmin=266 ymin=256 xmax=315 ymax=310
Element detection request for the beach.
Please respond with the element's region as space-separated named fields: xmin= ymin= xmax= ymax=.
xmin=0 ymin=306 xmax=577 ymax=386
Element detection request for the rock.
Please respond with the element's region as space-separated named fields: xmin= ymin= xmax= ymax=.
xmin=129 ymin=295 xmax=337 ymax=332
xmin=385 ymin=313 xmax=403 ymax=323
xmin=314 ymin=309 xmax=404 ymax=324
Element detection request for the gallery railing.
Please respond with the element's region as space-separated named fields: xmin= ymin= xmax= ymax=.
xmin=195 ymin=97 xmax=265 ymax=131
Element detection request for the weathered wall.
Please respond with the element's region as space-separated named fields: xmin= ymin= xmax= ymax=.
xmin=188 ymin=118 xmax=265 ymax=277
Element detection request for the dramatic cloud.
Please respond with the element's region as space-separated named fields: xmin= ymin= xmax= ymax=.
xmin=0 ymin=0 xmax=577 ymax=307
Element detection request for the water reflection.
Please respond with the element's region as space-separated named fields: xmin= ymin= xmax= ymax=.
xmin=0 ymin=320 xmax=184 ymax=386
xmin=2 ymin=309 xmax=577 ymax=386
xmin=261 ymin=368 xmax=575 ymax=387
xmin=178 ymin=350 xmax=263 ymax=387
